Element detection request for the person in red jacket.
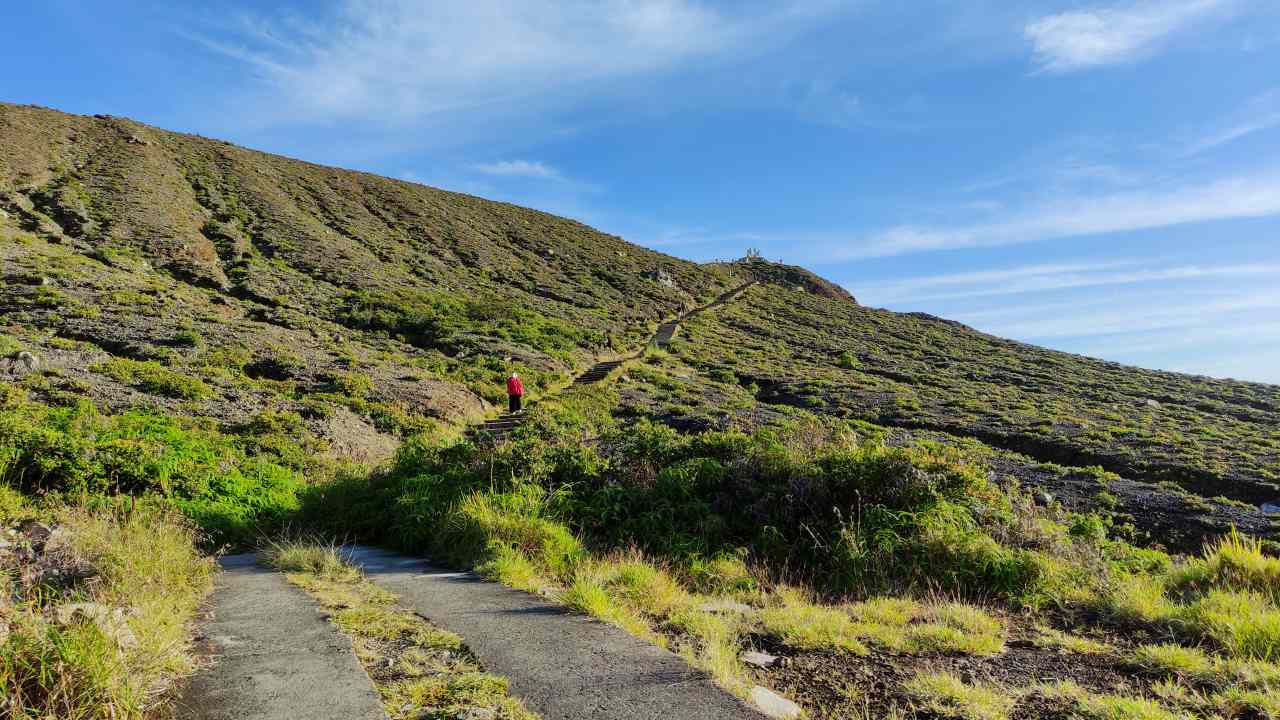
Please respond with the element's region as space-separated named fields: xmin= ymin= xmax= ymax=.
xmin=506 ymin=372 xmax=525 ymax=413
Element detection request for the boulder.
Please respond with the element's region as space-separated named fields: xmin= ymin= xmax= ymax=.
xmin=642 ymin=268 xmax=678 ymax=290
xmin=19 ymin=520 xmax=52 ymax=546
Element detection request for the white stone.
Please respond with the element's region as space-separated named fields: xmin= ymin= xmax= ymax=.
xmin=54 ymin=603 xmax=138 ymax=650
xmin=741 ymin=651 xmax=779 ymax=668
xmin=750 ymin=687 xmax=802 ymax=719
xmin=698 ymin=599 xmax=754 ymax=614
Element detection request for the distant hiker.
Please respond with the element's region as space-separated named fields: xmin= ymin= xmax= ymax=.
xmin=506 ymin=372 xmax=525 ymax=413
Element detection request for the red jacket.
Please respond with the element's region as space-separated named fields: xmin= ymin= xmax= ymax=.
xmin=506 ymin=376 xmax=525 ymax=396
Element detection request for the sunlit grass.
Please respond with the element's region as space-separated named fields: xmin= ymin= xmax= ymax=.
xmin=905 ymin=672 xmax=1013 ymax=720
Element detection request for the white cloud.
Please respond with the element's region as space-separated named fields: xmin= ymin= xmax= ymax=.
xmin=858 ymin=260 xmax=1280 ymax=305
xmin=1185 ymin=89 xmax=1280 ymax=155
xmin=471 ymin=160 xmax=563 ymax=180
xmin=828 ymin=171 xmax=1280 ymax=260
xmin=1025 ymin=0 xmax=1233 ymax=73
xmin=187 ymin=0 xmax=845 ymax=126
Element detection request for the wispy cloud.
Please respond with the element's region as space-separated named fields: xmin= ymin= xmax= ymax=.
xmin=827 ymin=171 xmax=1280 ymax=260
xmin=955 ymin=286 xmax=1280 ymax=340
xmin=471 ymin=160 xmax=563 ymax=181
xmin=858 ymin=260 xmax=1280 ymax=304
xmin=185 ymin=0 xmax=846 ymax=127
xmin=1184 ymin=88 xmax=1280 ymax=155
xmin=1025 ymin=0 xmax=1234 ymax=73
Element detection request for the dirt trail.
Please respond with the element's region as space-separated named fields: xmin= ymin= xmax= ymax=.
xmin=178 ymin=554 xmax=386 ymax=720
xmin=345 ymin=546 xmax=766 ymax=720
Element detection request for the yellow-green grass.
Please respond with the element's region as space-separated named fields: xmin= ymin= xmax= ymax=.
xmin=760 ymin=593 xmax=1006 ymax=657
xmin=1132 ymin=642 xmax=1280 ymax=690
xmin=1033 ymin=626 xmax=1111 ymax=655
xmin=759 ymin=589 xmax=870 ymax=655
xmin=1036 ymin=681 xmax=1185 ymax=720
xmin=905 ymin=672 xmax=1014 ymax=720
xmin=260 ymin=538 xmax=360 ymax=581
xmin=1172 ymin=531 xmax=1280 ymax=605
xmin=0 ymin=506 xmax=214 ymax=720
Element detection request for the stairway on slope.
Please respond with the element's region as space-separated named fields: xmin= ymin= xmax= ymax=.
xmin=572 ymin=359 xmax=624 ymax=386
xmin=466 ymin=411 xmax=526 ymax=443
xmin=466 ymin=282 xmax=756 ymax=444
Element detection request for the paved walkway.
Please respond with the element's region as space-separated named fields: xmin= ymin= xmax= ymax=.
xmin=345 ymin=546 xmax=765 ymax=720
xmin=178 ymin=554 xmax=386 ymax=720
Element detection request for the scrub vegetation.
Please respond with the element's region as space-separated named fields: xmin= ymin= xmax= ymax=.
xmin=2 ymin=103 xmax=1279 ymax=718
xmin=293 ymin=384 xmax=1280 ymax=718
xmin=0 ymin=500 xmax=213 ymax=720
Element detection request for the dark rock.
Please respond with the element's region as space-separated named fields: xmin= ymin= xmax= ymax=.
xmin=19 ymin=521 xmax=52 ymax=546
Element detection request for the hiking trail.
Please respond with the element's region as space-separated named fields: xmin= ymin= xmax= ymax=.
xmin=469 ymin=280 xmax=757 ymax=443
xmin=183 ymin=281 xmax=767 ymax=719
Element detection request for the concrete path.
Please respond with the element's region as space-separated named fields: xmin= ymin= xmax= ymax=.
xmin=178 ymin=554 xmax=386 ymax=720
xmin=346 ymin=546 xmax=765 ymax=720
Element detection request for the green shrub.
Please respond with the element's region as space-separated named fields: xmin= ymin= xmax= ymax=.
xmin=0 ymin=333 xmax=23 ymax=358
xmin=334 ymin=372 xmax=373 ymax=399
xmin=709 ymin=368 xmax=737 ymax=385
xmin=0 ymin=400 xmax=302 ymax=546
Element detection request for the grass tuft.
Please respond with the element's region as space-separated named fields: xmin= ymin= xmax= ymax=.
xmin=905 ymin=672 xmax=1013 ymax=720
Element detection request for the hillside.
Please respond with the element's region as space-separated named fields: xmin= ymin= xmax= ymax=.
xmin=4 ymin=102 xmax=1280 ymax=720
xmin=3 ymin=102 xmax=1278 ymax=537
xmin=0 ymin=102 xmax=735 ymax=460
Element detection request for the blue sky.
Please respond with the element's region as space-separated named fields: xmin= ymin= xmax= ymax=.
xmin=5 ymin=1 xmax=1280 ymax=383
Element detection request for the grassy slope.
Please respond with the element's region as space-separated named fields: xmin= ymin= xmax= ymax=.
xmin=2 ymin=102 xmax=1276 ymax=507
xmin=0 ymin=102 xmax=734 ymax=459
xmin=0 ymin=496 xmax=213 ymax=719
xmin=668 ymin=277 xmax=1280 ymax=505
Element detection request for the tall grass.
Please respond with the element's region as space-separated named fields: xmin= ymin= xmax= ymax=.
xmin=0 ymin=506 xmax=214 ymax=719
